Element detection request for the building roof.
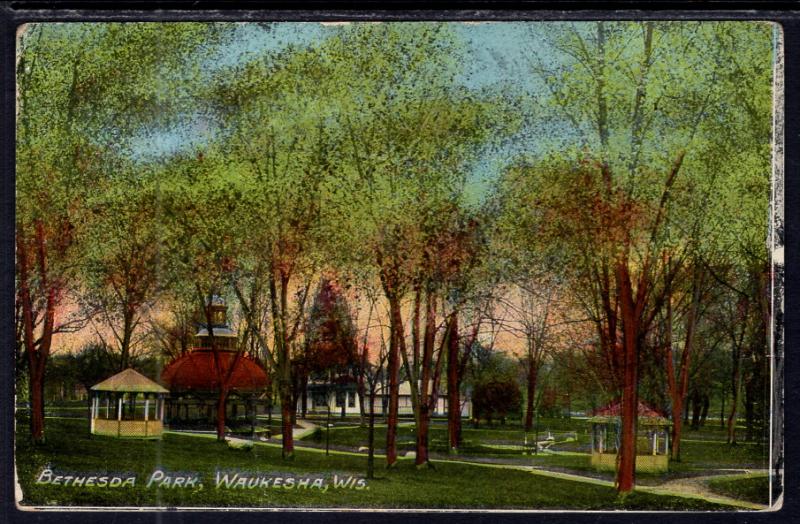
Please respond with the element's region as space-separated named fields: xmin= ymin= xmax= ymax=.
xmin=588 ymin=400 xmax=671 ymax=426
xmin=91 ymin=368 xmax=169 ymax=393
xmin=371 ymin=381 xmax=463 ymax=397
xmin=161 ymin=349 xmax=268 ymax=393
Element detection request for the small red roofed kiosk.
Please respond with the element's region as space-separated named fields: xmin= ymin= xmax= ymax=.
xmin=588 ymin=401 xmax=672 ymax=473
xmin=90 ymin=368 xmax=169 ymax=438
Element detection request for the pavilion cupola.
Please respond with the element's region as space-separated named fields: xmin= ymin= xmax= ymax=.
xmin=195 ymin=295 xmax=237 ymax=351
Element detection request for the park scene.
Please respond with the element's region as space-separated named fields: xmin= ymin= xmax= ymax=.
xmin=15 ymin=21 xmax=779 ymax=511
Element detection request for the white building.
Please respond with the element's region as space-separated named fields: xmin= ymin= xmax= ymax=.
xmin=300 ymin=380 xmax=472 ymax=418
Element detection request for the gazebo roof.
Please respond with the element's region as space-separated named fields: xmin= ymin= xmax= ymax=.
xmin=588 ymin=400 xmax=671 ymax=426
xmin=91 ymin=368 xmax=169 ymax=393
xmin=161 ymin=349 xmax=268 ymax=393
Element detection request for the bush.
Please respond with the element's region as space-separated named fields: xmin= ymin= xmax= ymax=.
xmin=473 ymin=379 xmax=522 ymax=426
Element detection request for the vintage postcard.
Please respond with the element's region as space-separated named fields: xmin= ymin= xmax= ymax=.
xmin=13 ymin=19 xmax=783 ymax=512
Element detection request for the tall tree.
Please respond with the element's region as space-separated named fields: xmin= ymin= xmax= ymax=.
xmin=323 ymin=23 xmax=515 ymax=465
xmin=507 ymin=21 xmax=774 ymax=492
xmin=16 ymin=22 xmax=222 ymax=442
xmin=159 ymin=151 xmax=251 ymax=441
xmin=208 ymin=41 xmax=335 ymax=457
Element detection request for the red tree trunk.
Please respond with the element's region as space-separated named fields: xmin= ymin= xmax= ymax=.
xmin=446 ymin=313 xmax=460 ymax=451
xmin=616 ymin=263 xmax=639 ymax=494
xmin=524 ymin=351 xmax=538 ymax=432
xmin=415 ymin=292 xmax=436 ymax=467
xmin=28 ymin=359 xmax=45 ymax=442
xmin=416 ymin=404 xmax=430 ymax=465
xmin=18 ymin=226 xmax=59 ymax=444
xmin=386 ymin=294 xmax=402 ymax=467
xmin=668 ymin=272 xmax=702 ymax=460
xmin=367 ymin=386 xmax=377 ymax=479
xmin=281 ymin=389 xmax=294 ymax=456
xmin=216 ymin=390 xmax=228 ymax=441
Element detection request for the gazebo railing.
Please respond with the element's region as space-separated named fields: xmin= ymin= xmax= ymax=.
xmin=589 ymin=421 xmax=671 ymax=472
xmin=90 ymin=392 xmax=165 ymax=438
xmin=93 ymin=418 xmax=164 ymax=438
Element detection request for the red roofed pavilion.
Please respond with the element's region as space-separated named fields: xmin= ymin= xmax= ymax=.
xmin=588 ymin=400 xmax=672 ymax=473
xmin=161 ymin=297 xmax=268 ymax=432
xmin=590 ymin=400 xmax=669 ymax=422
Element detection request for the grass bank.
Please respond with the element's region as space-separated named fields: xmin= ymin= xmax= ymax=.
xmin=16 ymin=417 xmax=731 ymax=510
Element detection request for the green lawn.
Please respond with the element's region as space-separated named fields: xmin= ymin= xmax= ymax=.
xmin=707 ymin=474 xmax=770 ymax=505
xmin=15 ymin=417 xmax=732 ymax=510
xmin=306 ymin=421 xmax=767 ymax=475
xmin=305 ymin=419 xmax=582 ymax=454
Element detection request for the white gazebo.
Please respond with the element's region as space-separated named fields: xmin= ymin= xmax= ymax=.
xmin=90 ymin=368 xmax=169 ymax=439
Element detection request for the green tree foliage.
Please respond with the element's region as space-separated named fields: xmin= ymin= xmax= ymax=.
xmin=15 ymin=22 xmax=774 ymax=495
xmin=79 ymin=162 xmax=162 ymax=371
xmin=16 ymin=22 xmax=225 ymax=443
xmin=496 ymin=21 xmax=774 ymax=491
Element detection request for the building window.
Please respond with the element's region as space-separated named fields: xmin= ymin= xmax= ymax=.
xmin=348 ymin=392 xmax=356 ymax=407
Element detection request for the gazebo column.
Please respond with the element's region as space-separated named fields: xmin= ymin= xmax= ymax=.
xmin=598 ymin=425 xmax=604 ymax=453
xmin=105 ymin=394 xmax=110 ymax=419
xmin=90 ymin=394 xmax=96 ymax=433
xmin=117 ymin=393 xmax=123 ymax=437
xmin=144 ymin=394 xmax=150 ymax=421
xmin=251 ymin=397 xmax=257 ymax=434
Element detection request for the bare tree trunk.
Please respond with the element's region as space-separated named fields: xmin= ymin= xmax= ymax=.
xmin=217 ymin=389 xmax=228 ymax=440
xmin=616 ymin=262 xmax=639 ymax=494
xmin=415 ymin=291 xmax=436 ymax=467
xmin=28 ymin=360 xmax=46 ymax=443
xmin=446 ymin=313 xmax=460 ymax=451
xmin=728 ymin=339 xmax=742 ymax=444
xmin=700 ymin=393 xmax=709 ymax=427
xmin=18 ymin=226 xmax=58 ymax=444
xmin=416 ymin=404 xmax=430 ymax=465
xmin=120 ymin=309 xmax=135 ymax=371
xmin=691 ymin=389 xmax=702 ymax=430
xmin=667 ymin=265 xmax=703 ymax=461
xmin=281 ymin=389 xmax=294 ymax=456
xmin=301 ymin=374 xmax=308 ymax=418
xmin=386 ymin=294 xmax=402 ymax=467
xmin=524 ymin=348 xmax=538 ymax=432
xmin=357 ymin=359 xmax=367 ymax=427
xmin=367 ymin=386 xmax=376 ymax=479
xmin=268 ymin=267 xmax=295 ymax=458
